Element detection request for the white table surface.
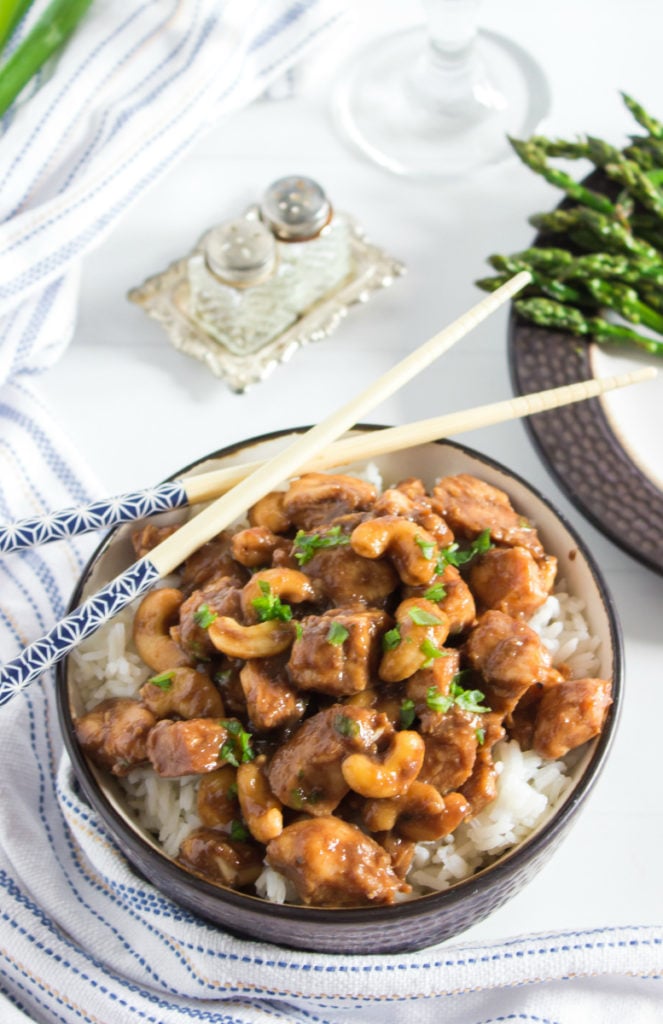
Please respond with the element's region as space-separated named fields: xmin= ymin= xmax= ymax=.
xmin=38 ymin=0 xmax=663 ymax=948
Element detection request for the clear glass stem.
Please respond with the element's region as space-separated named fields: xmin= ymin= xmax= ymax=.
xmin=423 ymin=0 xmax=481 ymax=58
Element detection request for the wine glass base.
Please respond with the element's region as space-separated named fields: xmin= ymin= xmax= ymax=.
xmin=333 ymin=27 xmax=551 ymax=180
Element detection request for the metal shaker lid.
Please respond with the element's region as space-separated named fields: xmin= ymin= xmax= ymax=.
xmin=260 ymin=175 xmax=332 ymax=241
xmin=204 ymin=217 xmax=277 ymax=285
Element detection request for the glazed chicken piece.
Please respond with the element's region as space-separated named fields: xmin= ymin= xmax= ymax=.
xmin=433 ymin=474 xmax=544 ymax=558
xmin=283 ymin=472 xmax=377 ymax=531
xmin=375 ymin=832 xmax=416 ymax=879
xmin=179 ymin=531 xmax=248 ymax=594
xmin=287 ymin=607 xmax=390 ymax=697
xmin=532 ymin=677 xmax=613 ymax=759
xmin=146 ymin=718 xmax=233 ymax=777
xmin=230 ymin=526 xmax=291 ymax=568
xmin=464 ymin=609 xmax=558 ymax=715
xmin=404 ymin=650 xmax=461 ymax=730
xmin=459 ymin=712 xmax=505 ymax=816
xmin=468 ymin=546 xmax=557 ymax=619
xmin=174 ymin=576 xmax=242 ymax=662
xmin=418 ymin=704 xmax=481 ymax=793
xmin=131 ymin=522 xmax=180 ymax=559
xmin=404 ymin=563 xmax=476 ymax=636
xmin=266 ymin=704 xmax=393 ymax=814
xmin=74 ymin=698 xmax=156 ymax=776
xmin=139 ymin=666 xmax=224 ymax=720
xmin=239 ymin=656 xmax=306 ymax=732
xmin=265 ymin=816 xmax=406 ymax=906
xmin=302 ymin=531 xmax=399 ymax=609
xmin=178 ymin=828 xmax=263 ymax=889
xmin=373 ymin=484 xmax=455 ymax=548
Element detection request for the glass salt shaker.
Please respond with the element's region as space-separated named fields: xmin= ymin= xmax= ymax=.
xmin=187 ymin=175 xmax=353 ymax=357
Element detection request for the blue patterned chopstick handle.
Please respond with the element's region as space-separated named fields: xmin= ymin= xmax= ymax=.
xmin=0 ymin=559 xmax=161 ymax=706
xmin=0 ymin=481 xmax=188 ymax=554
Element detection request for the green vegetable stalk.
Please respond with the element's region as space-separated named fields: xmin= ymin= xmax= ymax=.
xmin=0 ymin=0 xmax=93 ymax=119
xmin=0 ymin=0 xmax=34 ymax=55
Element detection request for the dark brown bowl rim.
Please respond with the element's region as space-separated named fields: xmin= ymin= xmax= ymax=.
xmin=56 ymin=429 xmax=624 ymax=928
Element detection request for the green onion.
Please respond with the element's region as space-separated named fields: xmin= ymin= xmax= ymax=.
xmin=399 ymin=698 xmax=416 ymax=729
xmin=293 ymin=525 xmax=350 ymax=566
xmin=0 ymin=0 xmax=34 ymax=56
xmin=327 ymin=621 xmax=349 ymax=646
xmin=414 ymin=535 xmax=436 ymax=560
xmin=229 ymin=819 xmax=249 ymax=843
xmin=436 ymin=529 xmax=493 ymax=572
xmin=251 ymin=580 xmax=292 ymax=623
xmin=382 ymin=627 xmax=401 ymax=651
xmin=148 ymin=670 xmax=175 ymax=691
xmin=419 ymin=639 xmax=445 ymax=668
xmin=423 ymin=581 xmax=447 ymax=602
xmin=408 ymin=606 xmax=443 ymax=626
xmin=0 ymin=0 xmax=94 ymax=118
xmin=193 ymin=603 xmax=217 ymax=628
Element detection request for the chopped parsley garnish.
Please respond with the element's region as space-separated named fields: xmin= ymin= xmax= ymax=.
xmin=382 ymin=627 xmax=401 ymax=651
xmin=251 ymin=579 xmax=293 ymax=623
xmin=220 ymin=719 xmax=255 ymax=767
xmin=229 ymin=819 xmax=249 ymax=842
xmin=419 ymin=638 xmax=445 ymax=668
xmin=408 ymin=605 xmax=443 ymax=627
xmin=148 ymin=670 xmax=175 ymax=690
xmin=436 ymin=529 xmax=493 ymax=572
xmin=414 ymin=534 xmax=436 ymax=560
xmin=423 ymin=581 xmax=447 ymax=602
xmin=226 ymin=782 xmax=238 ymax=800
xmin=193 ymin=602 xmax=218 ymax=629
xmin=327 ymin=621 xmax=349 ymax=646
xmin=425 ymin=678 xmax=491 ymax=715
xmin=334 ymin=713 xmax=359 ymax=738
xmin=475 ymin=728 xmax=486 ymax=746
xmin=294 ymin=621 xmax=304 ymax=641
xmin=399 ymin=698 xmax=416 ymax=729
xmin=214 ymin=669 xmax=231 ymax=686
xmin=293 ymin=525 xmax=350 ymax=566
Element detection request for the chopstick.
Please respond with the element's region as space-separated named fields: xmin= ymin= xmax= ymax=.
xmin=0 ymin=271 xmax=530 ymax=703
xmin=1 ymin=363 xmax=656 ymax=556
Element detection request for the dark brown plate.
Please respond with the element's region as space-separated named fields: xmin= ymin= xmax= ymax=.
xmin=506 ymin=172 xmax=663 ymax=575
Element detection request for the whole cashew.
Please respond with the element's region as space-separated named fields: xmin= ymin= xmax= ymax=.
xmin=133 ymin=588 xmax=190 ymax=672
xmin=240 ymin=567 xmax=320 ymax=623
xmin=379 ymin=597 xmax=450 ymax=683
xmin=237 ymin=757 xmax=283 ymax=844
xmin=230 ymin=526 xmax=290 ymax=568
xmin=341 ymin=729 xmax=425 ymax=799
xmin=362 ymin=783 xmax=470 ymax=841
xmin=350 ymin=516 xmax=439 ymax=586
xmin=208 ymin=616 xmax=294 ymax=659
xmin=248 ymin=491 xmax=291 ymax=533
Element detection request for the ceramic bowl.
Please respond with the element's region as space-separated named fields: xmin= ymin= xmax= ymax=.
xmin=56 ymin=430 xmax=622 ymax=954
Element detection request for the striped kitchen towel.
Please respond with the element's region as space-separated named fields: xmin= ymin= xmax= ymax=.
xmin=0 ymin=2 xmax=662 ymax=1022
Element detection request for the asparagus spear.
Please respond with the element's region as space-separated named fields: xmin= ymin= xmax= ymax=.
xmin=603 ymin=157 xmax=663 ymax=219
xmin=491 ymin=248 xmax=663 ymax=287
xmin=477 ymin=269 xmax=587 ymax=305
xmin=509 ymin=137 xmax=616 ymax=214
xmin=0 ymin=0 xmax=93 ymax=118
xmin=622 ymin=92 xmax=663 ymax=140
xmin=514 ymin=297 xmax=663 ymax=355
xmin=529 ymin=207 xmax=661 ymax=260
xmin=583 ymin=278 xmax=663 ymax=333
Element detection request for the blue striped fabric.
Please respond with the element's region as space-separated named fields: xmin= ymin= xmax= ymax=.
xmin=0 ymin=3 xmax=662 ymax=1022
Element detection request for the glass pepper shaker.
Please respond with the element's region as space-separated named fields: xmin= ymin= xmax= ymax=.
xmin=187 ymin=175 xmax=353 ymax=357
